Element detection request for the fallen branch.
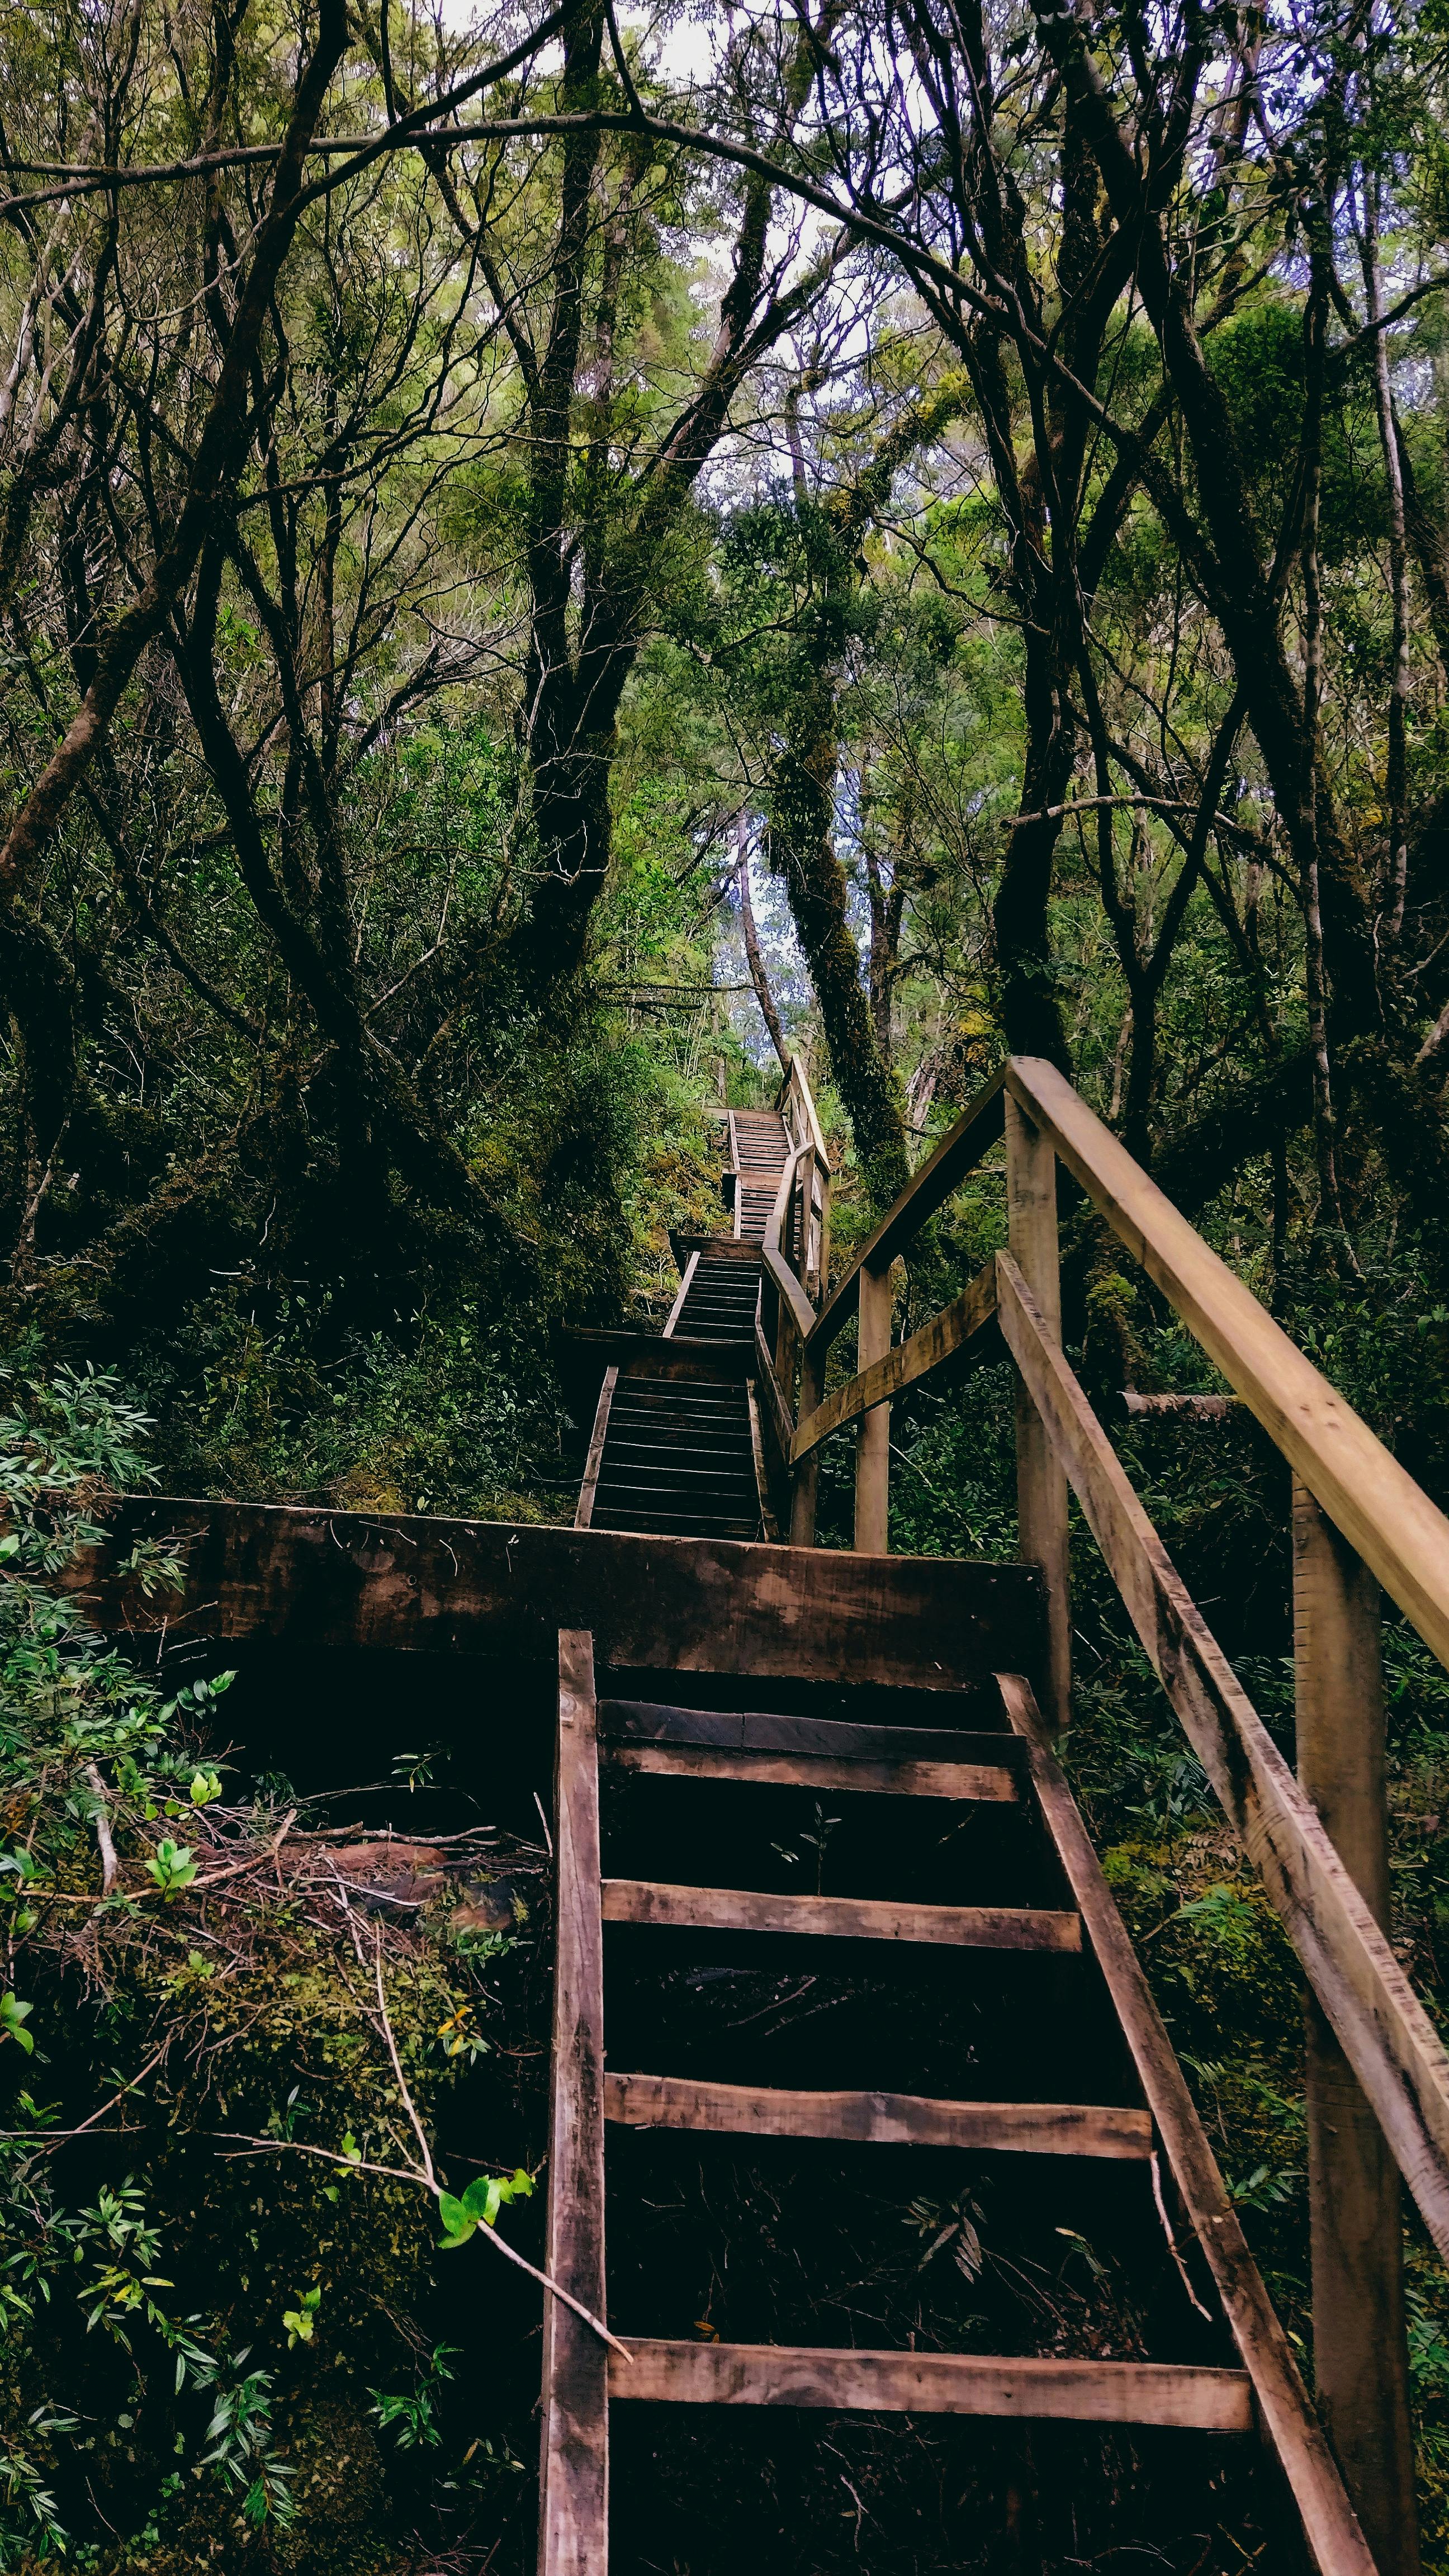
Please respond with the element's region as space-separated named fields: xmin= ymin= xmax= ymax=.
xmin=215 ymin=2132 xmax=631 ymax=2360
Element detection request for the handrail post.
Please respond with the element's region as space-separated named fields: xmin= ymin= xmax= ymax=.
xmin=854 ymin=1263 xmax=891 ymax=1554
xmin=790 ymin=1339 xmax=822 ymax=1546
xmin=1292 ymin=1481 xmax=1421 ymax=2576
xmin=1005 ymin=1092 xmax=1071 ymax=1727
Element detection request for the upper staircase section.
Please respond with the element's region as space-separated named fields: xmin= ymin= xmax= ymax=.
xmin=727 ymin=1109 xmax=791 ymax=1241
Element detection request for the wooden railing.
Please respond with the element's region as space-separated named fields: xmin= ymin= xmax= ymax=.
xmin=770 ymin=1052 xmax=1449 ymax=2562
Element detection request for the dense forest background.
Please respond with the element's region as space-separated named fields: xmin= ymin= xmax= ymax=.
xmin=6 ymin=0 xmax=1449 ymax=2562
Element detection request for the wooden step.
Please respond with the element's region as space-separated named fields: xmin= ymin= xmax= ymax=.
xmin=604 ymin=1741 xmax=1019 ymax=1801
xmin=600 ymin=1879 xmax=1080 ymax=1950
xmin=604 ymin=2073 xmax=1152 ymax=2157
xmin=602 ymin=1700 xmax=1023 ymax=1771
xmin=607 ymin=2341 xmax=1252 ymax=2430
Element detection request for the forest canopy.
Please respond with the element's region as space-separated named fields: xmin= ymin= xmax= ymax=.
xmin=2 ymin=0 xmax=1448 ymax=1466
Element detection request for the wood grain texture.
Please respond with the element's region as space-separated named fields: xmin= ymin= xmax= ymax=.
xmin=1294 ymin=1486 xmax=1421 ymax=2575
xmin=603 ymin=2073 xmax=1150 ymax=2156
xmin=997 ymin=1672 xmax=1376 ymax=2576
xmin=853 ymin=1259 xmax=892 ymax=1555
xmin=996 ymin=1253 xmax=1449 ymax=2267
xmin=1006 ymin=1053 xmax=1449 ymax=1677
xmin=599 ymin=1700 xmax=1024 ymax=1768
xmin=538 ymin=1631 xmax=608 ymax=2576
xmin=574 ymin=1369 xmax=617 ymax=1532
xmin=793 ymin=1263 xmax=997 ymax=1463
xmin=602 ymin=1742 xmax=1019 ymax=1801
xmin=661 ymin=1253 xmax=700 ymax=1338
xmin=65 ymin=1504 xmax=1044 ymax=1691
xmin=600 ymin=1878 xmax=1079 ymax=1951
xmin=808 ymin=1069 xmax=1007 ymax=1360
xmin=1006 ymin=1096 xmax=1072 ymax=1732
xmin=607 ymin=2340 xmax=1252 ymax=2430
xmin=789 ymin=1337 xmax=823 ymax=1546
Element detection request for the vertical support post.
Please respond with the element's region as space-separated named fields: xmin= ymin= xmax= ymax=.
xmin=1292 ymin=1483 xmax=1420 ymax=2576
xmin=1005 ymin=1093 xmax=1070 ymax=1728
xmin=853 ymin=1262 xmax=891 ymax=1554
xmin=790 ymin=1338 xmax=822 ymax=1546
xmin=539 ymin=1630 xmax=608 ymax=2576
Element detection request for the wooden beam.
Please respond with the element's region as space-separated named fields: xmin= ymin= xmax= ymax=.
xmin=607 ymin=2341 xmax=1252 ymax=2431
xmin=1006 ymin=1096 xmax=1071 ymax=1730
xmin=995 ymin=1254 xmax=1449 ymax=2268
xmin=600 ymin=1879 xmax=1079 ymax=1951
xmin=745 ymin=1385 xmax=779 ymax=1541
xmin=600 ymin=1700 xmax=1026 ymax=1768
xmin=1005 ymin=1054 xmax=1449 ymax=1679
xmin=538 ymin=1631 xmax=608 ymax=2576
xmin=574 ymin=1368 xmax=617 ymax=1531
xmin=853 ymin=1258 xmax=892 ymax=1554
xmin=558 ymin=1330 xmax=753 ymax=1381
xmin=1292 ymin=1485 xmax=1421 ymax=2576
xmin=752 ymin=1314 xmax=795 ymax=1487
xmin=603 ymin=2073 xmax=1152 ymax=2157
xmin=602 ymin=1742 xmax=1019 ymax=1801
xmin=997 ymin=1672 xmax=1376 ymax=2576
xmin=789 ymin=1336 xmax=823 ymax=1546
xmin=763 ymin=1145 xmax=817 ymax=1343
xmin=661 ymin=1253 xmax=700 ymax=1338
xmin=807 ymin=1069 xmax=1007 ymax=1360
xmin=68 ymin=1504 xmax=1045 ymax=1693
xmin=793 ymin=1262 xmax=998 ymax=1463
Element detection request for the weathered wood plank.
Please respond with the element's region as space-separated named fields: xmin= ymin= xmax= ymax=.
xmin=745 ymin=1386 xmax=779 ymax=1542
xmin=752 ymin=1314 xmax=795 ymax=1493
xmin=607 ymin=2340 xmax=1251 ymax=2430
xmin=995 ymin=1251 xmax=1449 ymax=2266
xmin=853 ymin=1258 xmax=892 ymax=1555
xmin=1006 ymin=1096 xmax=1072 ymax=1732
xmin=1293 ymin=1485 xmax=1421 ymax=2575
xmin=538 ymin=1631 xmax=608 ymax=2576
xmin=600 ymin=1701 xmax=1021 ymax=1767
xmin=997 ymin=1671 xmax=1376 ymax=2576
xmin=574 ymin=1368 xmax=617 ymax=1532
xmin=661 ymin=1253 xmax=700 ymax=1338
xmin=808 ymin=1069 xmax=1007 ymax=1360
xmin=789 ymin=1337 xmax=823 ymax=1546
xmin=67 ymin=1505 xmax=1044 ymax=1692
xmin=600 ymin=1879 xmax=1079 ymax=1951
xmin=558 ymin=1329 xmax=753 ymax=1380
xmin=602 ymin=1742 xmax=1019 ymax=1801
xmin=792 ymin=1262 xmax=998 ymax=1463
xmin=603 ymin=2073 xmax=1150 ymax=2157
xmin=1006 ymin=1053 xmax=1449 ymax=1678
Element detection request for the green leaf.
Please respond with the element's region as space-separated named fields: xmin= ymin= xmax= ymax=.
xmin=437 ymin=2193 xmax=475 ymax=2249
xmin=0 ymin=1993 xmax=34 ymax=2053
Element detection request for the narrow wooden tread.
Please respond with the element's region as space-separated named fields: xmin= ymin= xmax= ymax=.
xmin=601 ymin=1700 xmax=1024 ymax=1771
xmin=608 ymin=2341 xmax=1251 ymax=2430
xmin=604 ymin=2073 xmax=1152 ymax=2157
xmin=600 ymin=1880 xmax=1080 ymax=1951
xmin=604 ymin=1742 xmax=1019 ymax=1802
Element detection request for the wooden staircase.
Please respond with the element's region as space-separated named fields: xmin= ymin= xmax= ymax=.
xmin=540 ymin=1640 xmax=1372 ymax=2573
xmin=532 ymin=1051 xmax=1449 ymax=2572
xmin=573 ymin=1109 xmax=794 ymax=1545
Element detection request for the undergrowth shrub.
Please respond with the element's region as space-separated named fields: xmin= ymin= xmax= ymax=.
xmin=0 ymin=1356 xmax=548 ymax=2573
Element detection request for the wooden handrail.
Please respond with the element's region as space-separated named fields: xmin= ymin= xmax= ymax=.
xmin=806 ymin=1069 xmax=1007 ymax=1357
xmin=1004 ymin=1055 xmax=1449 ymax=1674
xmin=777 ymin=1054 xmax=831 ymax=1171
xmin=792 ymin=1260 xmax=998 ymax=1461
xmin=783 ymin=1051 xmax=1443 ymax=2541
xmin=997 ymin=1251 xmax=1449 ymax=2266
xmin=762 ymin=1147 xmax=816 ymax=1344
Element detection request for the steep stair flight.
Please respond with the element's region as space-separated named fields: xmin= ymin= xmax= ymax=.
xmin=542 ymin=1058 xmax=1427 ymax=2574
